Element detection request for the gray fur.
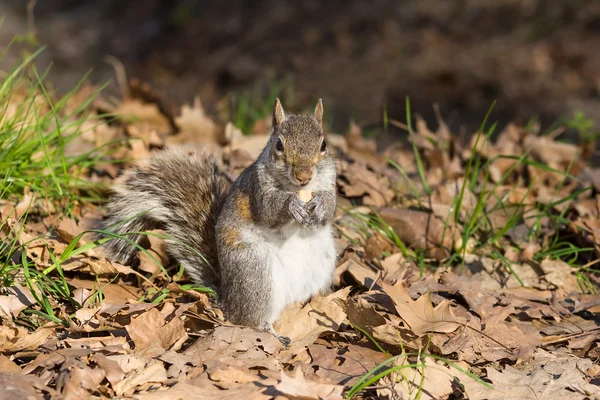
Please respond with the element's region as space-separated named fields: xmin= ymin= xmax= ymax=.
xmin=99 ymin=149 xmax=230 ymax=289
xmin=101 ymin=99 xmax=337 ymax=334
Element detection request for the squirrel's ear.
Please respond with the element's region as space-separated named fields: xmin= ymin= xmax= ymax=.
xmin=273 ymin=98 xmax=286 ymax=127
xmin=314 ymin=98 xmax=324 ymax=129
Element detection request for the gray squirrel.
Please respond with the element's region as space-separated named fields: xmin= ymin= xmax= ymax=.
xmin=100 ymin=99 xmax=337 ymax=344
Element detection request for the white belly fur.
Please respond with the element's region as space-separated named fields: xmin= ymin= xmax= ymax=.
xmin=247 ymin=222 xmax=336 ymax=324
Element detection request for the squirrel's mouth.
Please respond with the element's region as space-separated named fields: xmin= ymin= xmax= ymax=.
xmin=291 ymin=166 xmax=314 ymax=187
xmin=291 ymin=173 xmax=314 ymax=188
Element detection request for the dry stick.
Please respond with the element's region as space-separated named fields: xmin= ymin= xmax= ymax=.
xmin=389 ymin=119 xmax=409 ymax=131
xmin=540 ymin=327 xmax=600 ymax=346
xmin=104 ymin=55 xmax=129 ymax=99
xmin=27 ymin=0 xmax=37 ymax=38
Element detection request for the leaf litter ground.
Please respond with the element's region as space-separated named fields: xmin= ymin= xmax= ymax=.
xmin=1 ymin=80 xmax=600 ymax=400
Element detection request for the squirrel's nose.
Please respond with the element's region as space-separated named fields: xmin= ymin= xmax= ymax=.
xmin=294 ymin=168 xmax=312 ymax=186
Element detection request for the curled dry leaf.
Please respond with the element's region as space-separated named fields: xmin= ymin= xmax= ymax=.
xmin=0 ymin=285 xmax=36 ymax=321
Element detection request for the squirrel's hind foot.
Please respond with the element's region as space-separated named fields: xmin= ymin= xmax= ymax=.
xmin=277 ymin=335 xmax=291 ymax=348
xmin=260 ymin=322 xmax=292 ymax=348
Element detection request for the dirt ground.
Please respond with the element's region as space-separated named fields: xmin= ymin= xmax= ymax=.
xmin=2 ymin=0 xmax=600 ymax=135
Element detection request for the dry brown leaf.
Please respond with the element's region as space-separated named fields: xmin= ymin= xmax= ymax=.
xmin=438 ymin=319 xmax=540 ymax=363
xmin=0 ymin=326 xmax=54 ymax=352
xmin=184 ymin=326 xmax=282 ymax=372
xmin=116 ymin=98 xmax=171 ymax=136
xmin=364 ymin=232 xmax=393 ymax=261
xmin=338 ymin=163 xmax=394 ymax=206
xmin=21 ymin=350 xmax=77 ymax=375
xmin=14 ymin=188 xmax=36 ymax=219
xmin=0 ymin=285 xmax=36 ymax=321
xmin=127 ymin=124 xmax=164 ymax=149
xmin=378 ymin=208 xmax=455 ymax=260
xmin=392 ymin=292 xmax=467 ymax=337
xmin=523 ymin=135 xmax=580 ymax=169
xmin=167 ymin=96 xmax=221 ymax=149
xmin=135 ymin=381 xmax=270 ymax=400
xmin=423 ymin=180 xmax=478 ymax=220
xmin=275 ymin=287 xmax=350 ymax=359
xmin=303 ymin=343 xmax=389 ymax=386
xmin=69 ymin=279 xmax=142 ymax=306
xmin=105 ymin=354 xmax=148 ymax=375
xmin=341 ymin=297 xmax=388 ymax=333
xmin=274 ymin=369 xmax=344 ymax=400
xmin=0 ymin=355 xmax=20 ymax=372
xmin=224 ymin=122 xmax=270 ymax=161
xmin=334 ymin=258 xmax=378 ymax=289
xmin=343 ymin=120 xmax=388 ymax=171
xmin=378 ymin=357 xmax=455 ymax=400
xmin=55 ymin=216 xmax=83 ymax=243
xmin=0 ymin=372 xmax=56 ymax=399
xmin=461 ymin=353 xmax=599 ymax=400
xmin=207 ymin=362 xmax=259 ymax=384
xmin=138 ymin=229 xmax=169 ymax=276
xmin=63 ymin=336 xmax=130 ymax=353
xmin=128 ymin=138 xmax=152 ymax=161
xmin=93 ymin=353 xmax=126 ymax=386
xmin=539 ymin=258 xmax=580 ymax=294
xmin=126 ymin=307 xmax=188 ymax=357
xmin=62 ymin=365 xmax=106 ymax=400
xmin=113 ymin=361 xmax=169 ymax=397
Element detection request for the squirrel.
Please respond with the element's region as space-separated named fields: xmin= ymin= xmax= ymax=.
xmin=99 ymin=98 xmax=337 ymax=344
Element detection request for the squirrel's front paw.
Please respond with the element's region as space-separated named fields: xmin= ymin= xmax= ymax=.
xmin=307 ymin=194 xmax=326 ymax=226
xmin=289 ymin=196 xmax=310 ymax=226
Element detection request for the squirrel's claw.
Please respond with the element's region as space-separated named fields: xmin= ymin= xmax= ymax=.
xmin=277 ymin=335 xmax=292 ymax=347
xmin=289 ymin=196 xmax=311 ymax=226
xmin=307 ymin=194 xmax=327 ymax=227
xmin=262 ymin=322 xmax=292 ymax=348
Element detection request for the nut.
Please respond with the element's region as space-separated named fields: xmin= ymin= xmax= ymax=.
xmin=297 ymin=190 xmax=313 ymax=202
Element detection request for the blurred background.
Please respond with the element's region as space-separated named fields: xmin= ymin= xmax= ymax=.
xmin=2 ymin=0 xmax=600 ymax=137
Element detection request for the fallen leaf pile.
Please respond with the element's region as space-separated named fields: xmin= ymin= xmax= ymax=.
xmin=1 ymin=81 xmax=599 ymax=399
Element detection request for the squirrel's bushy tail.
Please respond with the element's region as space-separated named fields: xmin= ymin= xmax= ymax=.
xmin=99 ymin=149 xmax=231 ymax=287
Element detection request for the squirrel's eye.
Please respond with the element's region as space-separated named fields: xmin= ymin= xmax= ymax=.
xmin=276 ymin=138 xmax=284 ymax=152
xmin=320 ymin=139 xmax=327 ymax=153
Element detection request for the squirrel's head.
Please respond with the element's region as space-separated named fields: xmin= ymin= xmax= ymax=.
xmin=268 ymin=98 xmax=329 ymax=189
